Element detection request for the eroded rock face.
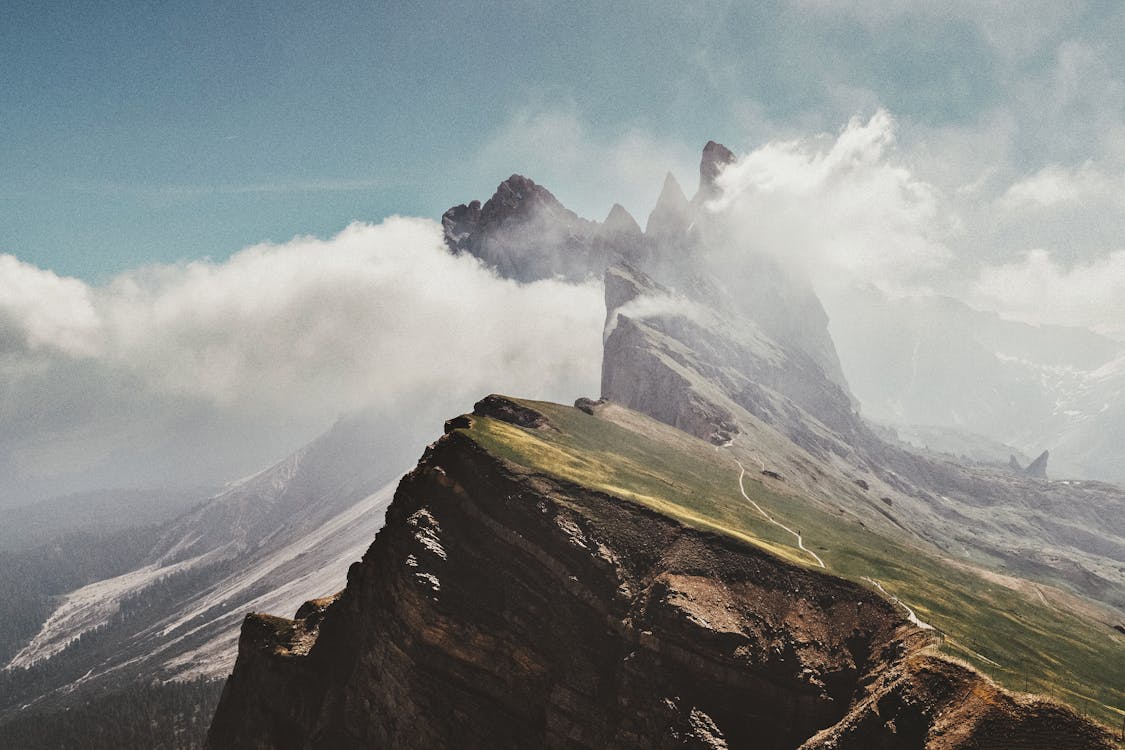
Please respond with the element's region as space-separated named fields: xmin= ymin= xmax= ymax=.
xmin=206 ymin=409 xmax=1112 ymax=749
xmin=801 ymin=655 xmax=1113 ymax=750
xmin=206 ymin=421 xmax=901 ymax=748
xmin=646 ymin=172 xmax=693 ymax=240
xmin=441 ymin=174 xmax=600 ymax=282
xmin=698 ymin=140 xmax=736 ymax=199
xmin=601 ymin=263 xmax=855 ymax=449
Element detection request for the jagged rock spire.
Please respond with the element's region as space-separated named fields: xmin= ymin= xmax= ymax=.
xmin=602 ymin=203 xmax=643 ymax=237
xmin=645 ymin=172 xmax=692 ymax=238
xmin=1025 ymin=450 xmax=1049 ymax=478
xmin=697 ymin=140 xmax=735 ymax=199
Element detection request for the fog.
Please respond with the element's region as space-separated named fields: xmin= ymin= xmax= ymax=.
xmin=702 ymin=111 xmax=1125 ymax=482
xmin=5 ymin=107 xmax=1125 ymax=507
xmin=0 ymin=217 xmax=603 ymax=507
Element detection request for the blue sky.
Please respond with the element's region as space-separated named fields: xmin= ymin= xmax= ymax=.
xmin=7 ymin=1 xmax=1122 ymax=280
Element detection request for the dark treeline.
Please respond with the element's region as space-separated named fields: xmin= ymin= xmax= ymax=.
xmin=0 ymin=557 xmax=236 ymax=712
xmin=0 ymin=525 xmax=161 ymax=664
xmin=0 ymin=677 xmax=224 ymax=750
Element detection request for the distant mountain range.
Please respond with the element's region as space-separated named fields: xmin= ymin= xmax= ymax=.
xmin=827 ymin=287 xmax=1125 ymax=484
xmin=1 ymin=412 xmax=415 ymax=721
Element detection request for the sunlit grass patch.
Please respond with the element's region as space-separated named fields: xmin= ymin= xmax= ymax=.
xmin=456 ymin=397 xmax=1125 ymax=728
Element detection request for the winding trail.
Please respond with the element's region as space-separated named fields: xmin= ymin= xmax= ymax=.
xmin=862 ymin=577 xmax=933 ymax=630
xmin=735 ymin=460 xmax=825 ymax=568
xmin=728 ymin=451 xmax=939 ymax=635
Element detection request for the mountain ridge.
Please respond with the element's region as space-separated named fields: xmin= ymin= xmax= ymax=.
xmin=205 ymin=395 xmax=1118 ymax=748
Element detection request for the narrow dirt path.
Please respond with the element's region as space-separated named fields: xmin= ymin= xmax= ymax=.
xmin=730 ymin=454 xmax=944 ymax=640
xmin=862 ymin=576 xmax=934 ymax=630
xmin=736 ymin=460 xmax=825 ymax=568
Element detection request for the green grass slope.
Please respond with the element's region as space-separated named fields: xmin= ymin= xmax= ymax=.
xmin=462 ymin=397 xmax=1125 ymax=729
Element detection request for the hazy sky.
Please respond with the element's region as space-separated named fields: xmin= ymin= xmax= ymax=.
xmin=4 ymin=2 xmax=1123 ymax=279
xmin=4 ymin=2 xmax=1125 ymax=503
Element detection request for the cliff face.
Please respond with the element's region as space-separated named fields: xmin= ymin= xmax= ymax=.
xmin=206 ymin=399 xmax=1112 ymax=749
xmin=601 ymin=262 xmax=860 ymax=450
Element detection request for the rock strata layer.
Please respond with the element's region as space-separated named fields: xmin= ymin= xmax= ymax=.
xmin=206 ymin=400 xmax=1112 ymax=749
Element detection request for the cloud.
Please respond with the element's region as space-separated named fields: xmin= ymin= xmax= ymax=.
xmin=999 ymin=163 xmax=1125 ymax=210
xmin=972 ymin=249 xmax=1125 ymax=340
xmin=707 ymin=110 xmax=953 ymax=294
xmin=604 ymin=292 xmax=712 ymax=341
xmin=0 ymin=218 xmax=604 ymax=503
xmin=0 ymin=256 xmax=102 ymax=358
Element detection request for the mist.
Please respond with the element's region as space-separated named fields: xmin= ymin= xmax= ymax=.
xmin=696 ymin=112 xmax=1125 ymax=482
xmin=0 ymin=217 xmax=604 ymax=507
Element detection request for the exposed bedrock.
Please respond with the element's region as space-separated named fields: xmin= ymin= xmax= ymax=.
xmin=206 ymin=401 xmax=1112 ymax=749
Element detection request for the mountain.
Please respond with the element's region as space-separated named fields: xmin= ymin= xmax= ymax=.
xmin=441 ymin=174 xmax=605 ymax=282
xmin=447 ymin=142 xmax=1123 ymax=613
xmin=10 ymin=139 xmax=1119 ymax=744
xmin=0 ymin=487 xmax=211 ymax=554
xmin=825 ymin=288 xmax=1125 ymax=484
xmin=601 ymin=258 xmax=1125 ymax=609
xmin=0 ymin=411 xmax=417 ymax=722
xmin=206 ymin=396 xmax=1119 ymax=748
xmin=204 ymin=141 xmax=1123 ymax=745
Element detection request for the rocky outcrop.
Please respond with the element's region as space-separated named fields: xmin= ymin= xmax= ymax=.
xmin=441 ymin=174 xmax=599 ymax=282
xmin=206 ymin=401 xmax=1112 ymax=749
xmin=646 ymin=172 xmax=694 ymax=240
xmin=801 ymin=654 xmax=1113 ymax=749
xmin=698 ymin=140 xmax=736 ymax=200
xmin=472 ymin=393 xmax=554 ymax=429
xmin=601 ymin=262 xmax=855 ymax=449
xmin=1025 ymin=450 xmax=1049 ymax=479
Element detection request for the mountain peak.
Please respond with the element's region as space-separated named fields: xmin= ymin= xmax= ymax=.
xmin=487 ymin=174 xmax=561 ymax=215
xmin=698 ymin=140 xmax=735 ymax=199
xmin=440 ymin=174 xmax=598 ymax=282
xmin=1025 ymin=449 xmax=1050 ymax=478
xmin=602 ymin=203 xmax=642 ymax=236
xmin=646 ymin=172 xmax=692 ymax=238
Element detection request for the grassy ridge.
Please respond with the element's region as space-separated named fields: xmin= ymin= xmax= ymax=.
xmin=463 ymin=398 xmax=1125 ymax=728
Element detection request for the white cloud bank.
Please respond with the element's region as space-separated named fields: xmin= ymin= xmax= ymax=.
xmin=972 ymin=249 xmax=1125 ymax=339
xmin=0 ymin=217 xmax=603 ymax=504
xmin=1000 ymin=162 xmax=1125 ymax=210
xmin=708 ymin=110 xmax=952 ymax=295
xmin=686 ymin=110 xmax=1125 ymax=343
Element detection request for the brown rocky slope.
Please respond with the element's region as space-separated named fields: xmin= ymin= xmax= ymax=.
xmin=205 ymin=398 xmax=1112 ymax=749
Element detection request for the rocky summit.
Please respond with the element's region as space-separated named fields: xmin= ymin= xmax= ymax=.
xmin=204 ymin=142 xmax=1123 ymax=748
xmin=206 ymin=398 xmax=1115 ymax=749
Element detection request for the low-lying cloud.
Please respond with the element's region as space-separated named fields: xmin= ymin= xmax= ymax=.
xmin=708 ymin=110 xmax=953 ymax=296
xmin=604 ymin=292 xmax=712 ymax=341
xmin=0 ymin=217 xmax=603 ymax=505
xmin=972 ymin=248 xmax=1125 ymax=339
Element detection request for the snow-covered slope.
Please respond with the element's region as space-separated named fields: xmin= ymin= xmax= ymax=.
xmin=1 ymin=412 xmax=414 ymax=715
